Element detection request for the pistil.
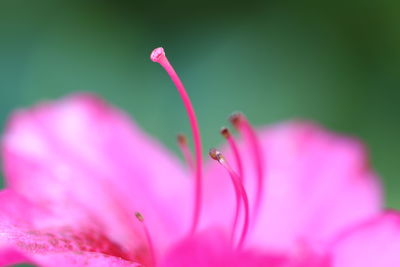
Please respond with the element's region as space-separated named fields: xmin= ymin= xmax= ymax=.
xmin=151 ymin=47 xmax=203 ymax=234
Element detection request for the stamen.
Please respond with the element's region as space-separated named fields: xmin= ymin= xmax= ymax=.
xmin=151 ymin=47 xmax=203 ymax=234
xmin=220 ymin=127 xmax=244 ymax=241
xmin=220 ymin=127 xmax=244 ymax=180
xmin=177 ymin=134 xmax=194 ymax=171
xmin=135 ymin=212 xmax=156 ymax=266
xmin=209 ymin=148 xmax=250 ymax=249
xmin=230 ymin=112 xmax=265 ymax=224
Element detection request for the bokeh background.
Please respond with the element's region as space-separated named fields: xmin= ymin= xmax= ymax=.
xmin=0 ymin=1 xmax=399 ymax=266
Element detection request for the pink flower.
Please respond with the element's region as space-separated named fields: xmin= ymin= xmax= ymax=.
xmin=0 ymin=47 xmax=399 ymax=266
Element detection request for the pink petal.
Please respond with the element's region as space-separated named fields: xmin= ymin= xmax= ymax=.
xmin=1 ymin=250 xmax=141 ymax=267
xmin=331 ymin=211 xmax=400 ymax=267
xmin=0 ymin=247 xmax=32 ymax=266
xmin=26 ymin=252 xmax=142 ymax=267
xmin=202 ymin=121 xmax=382 ymax=252
xmin=160 ymin=228 xmax=287 ymax=267
xmin=0 ymin=190 xmax=142 ymax=266
xmin=160 ymin=228 xmax=330 ymax=267
xmin=2 ymin=94 xmax=192 ymax=255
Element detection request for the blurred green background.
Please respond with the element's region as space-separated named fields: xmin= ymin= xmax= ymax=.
xmin=0 ymin=1 xmax=399 ymax=265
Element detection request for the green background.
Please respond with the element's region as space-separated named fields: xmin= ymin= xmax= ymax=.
xmin=0 ymin=1 xmax=399 ymax=266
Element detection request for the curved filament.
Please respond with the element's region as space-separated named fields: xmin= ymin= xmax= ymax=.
xmin=209 ymin=148 xmax=250 ymax=249
xmin=135 ymin=212 xmax=156 ymax=266
xmin=230 ymin=113 xmax=264 ymax=223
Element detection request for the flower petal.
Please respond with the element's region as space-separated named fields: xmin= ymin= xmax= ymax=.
xmin=202 ymin=121 xmax=382 ymax=252
xmin=160 ymin=228 xmax=330 ymax=267
xmin=0 ymin=189 xmax=142 ymax=266
xmin=1 ymin=250 xmax=141 ymax=267
xmin=331 ymin=211 xmax=400 ymax=267
xmin=0 ymin=247 xmax=31 ymax=266
xmin=2 ymin=94 xmax=192 ymax=255
xmin=160 ymin=228 xmax=287 ymax=267
xmin=26 ymin=252 xmax=141 ymax=267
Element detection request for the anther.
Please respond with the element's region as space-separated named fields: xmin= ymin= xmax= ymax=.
xmin=209 ymin=148 xmax=250 ymax=249
xmin=177 ymin=133 xmax=187 ymax=144
xmin=135 ymin=212 xmax=144 ymax=222
xmin=229 ymin=112 xmax=243 ymax=128
xmin=209 ymin=148 xmax=223 ymax=161
xmin=220 ymin=127 xmax=231 ymax=138
xmin=151 ymin=47 xmax=203 ymax=235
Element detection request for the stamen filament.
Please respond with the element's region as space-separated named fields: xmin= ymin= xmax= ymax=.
xmin=220 ymin=127 xmax=244 ymax=180
xmin=151 ymin=47 xmax=203 ymax=234
xmin=220 ymin=127 xmax=244 ymax=240
xmin=209 ymin=148 xmax=250 ymax=249
xmin=177 ymin=134 xmax=195 ymax=171
xmin=230 ymin=113 xmax=265 ymax=224
xmin=135 ymin=212 xmax=156 ymax=266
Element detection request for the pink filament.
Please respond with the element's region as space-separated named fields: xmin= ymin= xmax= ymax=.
xmin=221 ymin=128 xmax=244 ymax=180
xmin=151 ymin=47 xmax=203 ymax=234
xmin=231 ymin=113 xmax=264 ymax=224
xmin=143 ymin=224 xmax=156 ymax=266
xmin=220 ymin=156 xmax=250 ymax=249
xmin=221 ymin=128 xmax=244 ymax=239
xmin=135 ymin=213 xmax=156 ymax=266
xmin=209 ymin=149 xmax=250 ymax=249
xmin=177 ymin=134 xmax=195 ymax=171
